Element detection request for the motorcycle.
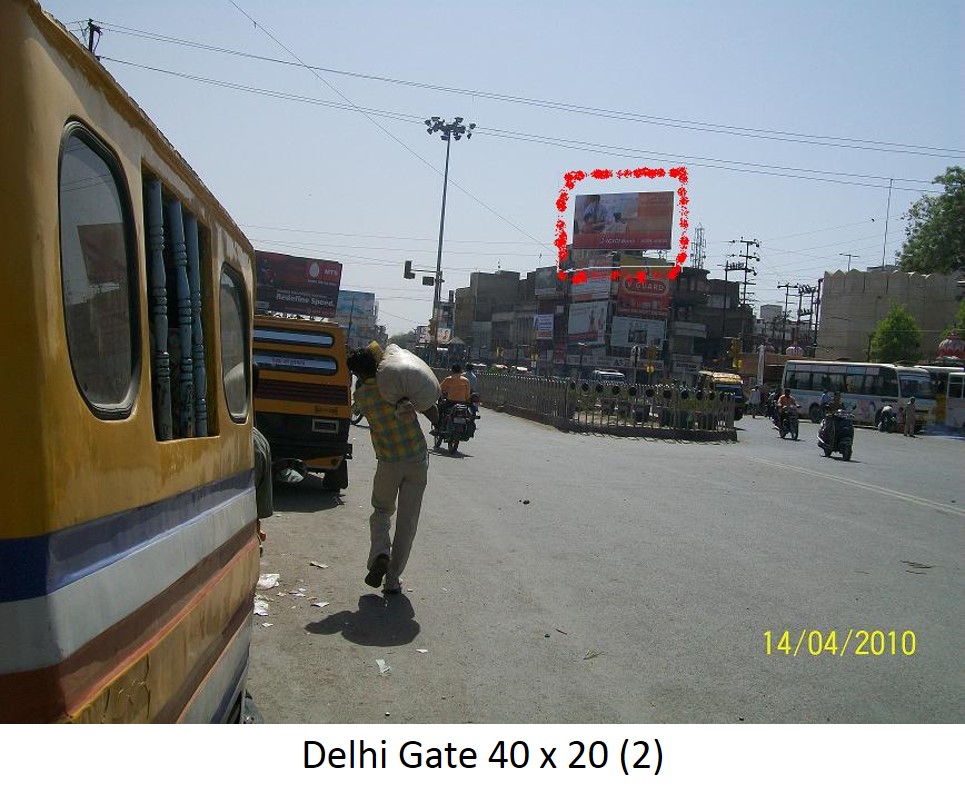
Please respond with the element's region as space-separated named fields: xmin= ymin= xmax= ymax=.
xmin=775 ymin=404 xmax=800 ymax=440
xmin=432 ymin=397 xmax=478 ymax=454
xmin=818 ymin=408 xmax=855 ymax=461
xmin=877 ymin=405 xmax=898 ymax=433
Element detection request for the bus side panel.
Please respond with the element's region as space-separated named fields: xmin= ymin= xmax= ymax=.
xmin=0 ymin=1 xmax=258 ymax=722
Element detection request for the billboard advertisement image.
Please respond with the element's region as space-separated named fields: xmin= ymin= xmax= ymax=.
xmin=567 ymin=301 xmax=608 ymax=346
xmin=535 ymin=314 xmax=555 ymax=339
xmin=256 ymin=250 xmax=342 ymax=317
xmin=572 ymin=191 xmax=675 ymax=251
xmin=616 ymin=273 xmax=671 ymax=315
xmin=610 ymin=316 xmax=666 ymax=348
xmin=534 ymin=265 xmax=564 ymax=298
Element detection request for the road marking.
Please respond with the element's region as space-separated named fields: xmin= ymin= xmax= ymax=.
xmin=746 ymin=456 xmax=965 ymax=518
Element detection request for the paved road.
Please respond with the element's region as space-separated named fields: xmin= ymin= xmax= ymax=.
xmin=248 ymin=408 xmax=963 ymax=724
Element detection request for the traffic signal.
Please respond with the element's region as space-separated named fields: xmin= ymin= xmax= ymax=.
xmin=646 ymin=344 xmax=657 ymax=361
xmin=404 ymin=260 xmax=414 ymax=279
xmin=731 ymin=338 xmax=741 ymax=368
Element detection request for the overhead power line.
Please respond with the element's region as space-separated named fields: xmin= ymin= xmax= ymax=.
xmin=101 ymin=56 xmax=942 ymax=193
xmin=92 ymin=20 xmax=965 ymax=159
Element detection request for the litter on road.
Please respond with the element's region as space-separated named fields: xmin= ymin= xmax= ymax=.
xmin=376 ymin=659 xmax=391 ymax=676
xmin=311 ymin=602 xmax=330 ymax=609
xmin=309 ymin=561 xmax=329 ymax=569
xmin=257 ymin=573 xmax=280 ymax=590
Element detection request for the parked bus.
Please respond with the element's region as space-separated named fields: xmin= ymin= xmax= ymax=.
xmin=253 ymin=314 xmax=353 ymax=490
xmin=696 ymin=370 xmax=745 ymax=420
xmin=944 ymin=372 xmax=965 ymax=431
xmin=781 ymin=360 xmax=936 ymax=429
xmin=916 ymin=364 xmax=965 ymax=423
xmin=0 ymin=0 xmax=259 ymax=722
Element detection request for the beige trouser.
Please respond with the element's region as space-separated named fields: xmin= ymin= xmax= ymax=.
xmin=368 ymin=453 xmax=429 ymax=587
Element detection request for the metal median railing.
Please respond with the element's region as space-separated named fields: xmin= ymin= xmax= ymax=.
xmin=470 ymin=373 xmax=737 ymax=440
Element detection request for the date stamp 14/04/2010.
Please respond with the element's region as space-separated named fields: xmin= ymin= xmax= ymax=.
xmin=764 ymin=629 xmax=917 ymax=657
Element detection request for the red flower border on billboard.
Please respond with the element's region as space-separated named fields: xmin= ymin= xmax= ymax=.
xmin=554 ymin=166 xmax=689 ymax=285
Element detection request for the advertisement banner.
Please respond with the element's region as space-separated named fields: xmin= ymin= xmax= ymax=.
xmin=567 ymin=301 xmax=608 ymax=346
xmin=572 ymin=191 xmax=675 ymax=251
xmin=616 ymin=273 xmax=671 ymax=315
xmin=256 ymin=250 xmax=342 ymax=317
xmin=534 ymin=265 xmax=564 ymax=298
xmin=570 ymin=273 xmax=613 ymax=303
xmin=610 ymin=316 xmax=666 ymax=348
xmin=535 ymin=314 xmax=555 ymax=339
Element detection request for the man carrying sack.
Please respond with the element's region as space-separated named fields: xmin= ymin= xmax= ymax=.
xmin=347 ymin=344 xmax=438 ymax=595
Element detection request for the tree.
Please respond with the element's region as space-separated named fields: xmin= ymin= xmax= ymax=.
xmin=897 ymin=166 xmax=965 ymax=275
xmin=387 ymin=329 xmax=419 ymax=348
xmin=869 ymin=303 xmax=921 ymax=363
xmin=941 ymin=298 xmax=965 ymax=339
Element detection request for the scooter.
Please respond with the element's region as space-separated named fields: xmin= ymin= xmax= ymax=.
xmin=877 ymin=405 xmax=898 ymax=433
xmin=818 ymin=408 xmax=855 ymax=461
xmin=432 ymin=397 xmax=478 ymax=455
xmin=775 ymin=404 xmax=800 ymax=440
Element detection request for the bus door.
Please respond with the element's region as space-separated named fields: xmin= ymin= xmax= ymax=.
xmin=945 ymin=372 xmax=965 ymax=430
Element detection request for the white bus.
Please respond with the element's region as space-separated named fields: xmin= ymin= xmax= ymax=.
xmin=916 ymin=364 xmax=965 ymax=424
xmin=781 ymin=361 xmax=936 ymax=429
xmin=944 ymin=372 xmax=965 ymax=431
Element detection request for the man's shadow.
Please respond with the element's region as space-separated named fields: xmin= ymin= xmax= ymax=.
xmin=306 ymin=593 xmax=420 ymax=647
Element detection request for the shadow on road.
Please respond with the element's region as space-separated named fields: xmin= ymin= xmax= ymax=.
xmin=272 ymin=474 xmax=344 ymax=514
xmin=305 ymin=593 xmax=421 ymax=647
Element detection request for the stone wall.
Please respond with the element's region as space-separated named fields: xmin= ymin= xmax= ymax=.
xmin=817 ymin=269 xmax=963 ymax=361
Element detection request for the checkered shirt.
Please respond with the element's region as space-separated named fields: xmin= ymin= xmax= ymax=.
xmin=354 ymin=379 xmax=427 ymax=462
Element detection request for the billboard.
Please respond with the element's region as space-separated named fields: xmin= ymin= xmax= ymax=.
xmin=570 ymin=273 xmax=614 ymax=303
xmin=610 ymin=316 xmax=666 ymax=348
xmin=535 ymin=314 xmax=555 ymax=339
xmin=534 ymin=265 xmax=564 ymax=298
xmin=256 ymin=250 xmax=342 ymax=317
xmin=616 ymin=273 xmax=671 ymax=315
xmin=567 ymin=301 xmax=608 ymax=346
xmin=572 ymin=191 xmax=675 ymax=251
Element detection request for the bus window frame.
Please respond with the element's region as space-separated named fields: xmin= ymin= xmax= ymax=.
xmin=58 ymin=120 xmax=141 ymax=419
xmin=219 ymin=263 xmax=250 ymax=424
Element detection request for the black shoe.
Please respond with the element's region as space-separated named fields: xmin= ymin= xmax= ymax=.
xmin=365 ymin=554 xmax=389 ymax=588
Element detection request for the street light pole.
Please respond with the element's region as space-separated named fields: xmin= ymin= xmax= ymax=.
xmin=425 ymin=116 xmax=475 ymax=361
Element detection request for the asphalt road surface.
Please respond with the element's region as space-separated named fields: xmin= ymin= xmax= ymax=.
xmin=248 ymin=408 xmax=963 ymax=724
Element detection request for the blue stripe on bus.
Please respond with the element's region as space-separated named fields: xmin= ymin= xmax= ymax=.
xmin=0 ymin=471 xmax=253 ymax=604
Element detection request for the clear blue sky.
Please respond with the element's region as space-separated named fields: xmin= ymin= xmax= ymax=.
xmin=45 ymin=0 xmax=964 ymax=334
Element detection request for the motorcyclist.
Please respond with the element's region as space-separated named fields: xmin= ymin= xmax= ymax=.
xmin=440 ymin=363 xmax=471 ymax=404
xmin=776 ymin=387 xmax=797 ymax=412
xmin=437 ymin=364 xmax=473 ymax=436
xmin=464 ymin=363 xmax=480 ymax=417
xmin=775 ymin=387 xmax=797 ymax=427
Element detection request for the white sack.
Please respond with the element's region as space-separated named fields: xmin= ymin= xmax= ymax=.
xmin=376 ymin=344 xmax=440 ymax=411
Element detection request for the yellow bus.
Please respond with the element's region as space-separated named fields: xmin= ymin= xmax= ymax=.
xmin=696 ymin=370 xmax=745 ymax=420
xmin=253 ymin=314 xmax=353 ymax=490
xmin=0 ymin=0 xmax=259 ymax=722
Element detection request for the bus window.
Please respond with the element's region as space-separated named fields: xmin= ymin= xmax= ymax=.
xmin=220 ymin=266 xmax=250 ymax=421
xmin=59 ymin=125 xmax=138 ymax=415
xmin=898 ymin=372 xmax=935 ymax=400
xmin=880 ymin=367 xmax=899 ymax=397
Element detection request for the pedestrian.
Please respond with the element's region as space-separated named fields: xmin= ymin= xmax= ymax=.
xmin=346 ymin=346 xmax=438 ymax=595
xmin=904 ymin=396 xmax=917 ymax=437
xmin=749 ymin=385 xmax=762 ymax=418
